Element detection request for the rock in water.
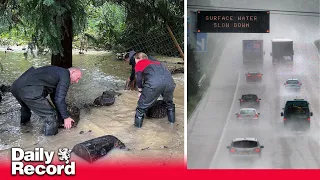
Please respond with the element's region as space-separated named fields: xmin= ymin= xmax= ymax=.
xmin=170 ymin=67 xmax=184 ymax=74
xmin=59 ymin=105 xmax=80 ymax=128
xmin=68 ymin=105 xmax=80 ymax=127
xmin=146 ymin=100 xmax=168 ymax=118
xmin=93 ymin=91 xmax=121 ymax=106
xmin=93 ymin=96 xmax=115 ymax=106
xmin=72 ymin=135 xmax=126 ymax=163
xmin=0 ymin=84 xmax=11 ymax=93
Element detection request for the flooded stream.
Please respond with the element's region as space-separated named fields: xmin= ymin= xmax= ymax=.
xmin=0 ymin=47 xmax=184 ymax=165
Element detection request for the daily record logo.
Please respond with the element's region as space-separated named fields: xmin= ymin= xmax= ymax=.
xmin=11 ymin=147 xmax=75 ymax=175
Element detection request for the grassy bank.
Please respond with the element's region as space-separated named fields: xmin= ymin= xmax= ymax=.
xmin=187 ymin=88 xmax=206 ymax=121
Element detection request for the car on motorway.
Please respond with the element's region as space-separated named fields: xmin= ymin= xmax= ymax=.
xmin=239 ymin=94 xmax=261 ymax=108
xmin=245 ymin=72 xmax=263 ymax=82
xmin=236 ymin=108 xmax=260 ymax=120
xmin=227 ymin=138 xmax=264 ymax=157
xmin=284 ymin=79 xmax=302 ymax=91
xmin=281 ymin=99 xmax=313 ymax=127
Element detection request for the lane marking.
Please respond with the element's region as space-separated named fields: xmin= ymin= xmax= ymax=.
xmin=310 ymin=40 xmax=320 ymax=59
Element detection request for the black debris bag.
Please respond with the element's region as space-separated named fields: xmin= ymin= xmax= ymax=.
xmin=72 ymin=135 xmax=126 ymax=163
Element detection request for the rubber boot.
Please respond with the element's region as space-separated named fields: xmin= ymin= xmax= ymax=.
xmin=43 ymin=115 xmax=59 ymax=136
xmin=134 ymin=108 xmax=145 ymax=128
xmin=20 ymin=113 xmax=31 ymax=125
xmin=167 ymin=104 xmax=175 ymax=124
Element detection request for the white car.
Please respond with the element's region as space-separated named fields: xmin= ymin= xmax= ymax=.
xmin=284 ymin=78 xmax=301 ymax=91
xmin=227 ymin=138 xmax=264 ymax=156
xmin=236 ymin=108 xmax=260 ymax=120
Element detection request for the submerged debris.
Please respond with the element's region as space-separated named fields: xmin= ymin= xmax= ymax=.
xmin=146 ymin=100 xmax=167 ymax=118
xmin=0 ymin=84 xmax=11 ymax=103
xmin=141 ymin=147 xmax=150 ymax=151
xmin=170 ymin=67 xmax=184 ymax=74
xmin=68 ymin=105 xmax=80 ymax=127
xmin=0 ymin=84 xmax=11 ymax=93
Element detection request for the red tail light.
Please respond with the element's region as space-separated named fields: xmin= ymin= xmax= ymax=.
xmin=284 ymin=118 xmax=286 ymax=121
xmin=230 ymin=148 xmax=236 ymax=153
xmin=308 ymin=118 xmax=310 ymax=121
xmin=247 ymin=74 xmax=251 ymax=77
xmin=257 ymin=74 xmax=262 ymax=76
xmin=254 ymin=148 xmax=261 ymax=153
xmin=237 ymin=114 xmax=241 ymax=118
xmin=254 ymin=114 xmax=259 ymax=119
xmin=256 ymin=99 xmax=259 ymax=102
xmin=240 ymin=99 xmax=244 ymax=102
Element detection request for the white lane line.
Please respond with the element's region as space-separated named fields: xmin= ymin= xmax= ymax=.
xmin=310 ymin=40 xmax=320 ymax=59
xmin=209 ymin=72 xmax=241 ymax=168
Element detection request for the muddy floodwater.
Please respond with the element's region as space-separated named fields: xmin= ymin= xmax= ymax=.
xmin=0 ymin=47 xmax=184 ymax=165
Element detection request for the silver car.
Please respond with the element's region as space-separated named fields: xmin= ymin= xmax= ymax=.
xmin=284 ymin=79 xmax=301 ymax=91
xmin=227 ymin=138 xmax=264 ymax=157
xmin=236 ymin=108 xmax=260 ymax=120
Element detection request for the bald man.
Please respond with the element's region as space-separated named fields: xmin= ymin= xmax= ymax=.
xmin=11 ymin=65 xmax=82 ymax=136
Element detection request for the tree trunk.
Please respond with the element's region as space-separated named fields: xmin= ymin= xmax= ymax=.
xmin=51 ymin=13 xmax=73 ymax=68
xmin=165 ymin=22 xmax=184 ymax=60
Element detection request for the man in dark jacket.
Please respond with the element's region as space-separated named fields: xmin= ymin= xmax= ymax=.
xmin=133 ymin=52 xmax=176 ymax=128
xmin=11 ymin=65 xmax=82 ymax=136
xmin=124 ymin=50 xmax=157 ymax=90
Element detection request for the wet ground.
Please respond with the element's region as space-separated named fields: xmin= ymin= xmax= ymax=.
xmin=0 ymin=47 xmax=184 ymax=165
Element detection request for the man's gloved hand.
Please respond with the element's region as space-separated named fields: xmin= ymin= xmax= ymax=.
xmin=64 ymin=117 xmax=75 ymax=129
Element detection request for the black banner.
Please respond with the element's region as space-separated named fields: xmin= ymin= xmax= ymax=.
xmin=197 ymin=11 xmax=270 ymax=33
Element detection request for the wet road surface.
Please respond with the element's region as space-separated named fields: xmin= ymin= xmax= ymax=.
xmin=188 ymin=0 xmax=320 ymax=169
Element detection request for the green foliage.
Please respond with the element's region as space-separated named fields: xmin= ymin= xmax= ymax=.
xmin=0 ymin=0 xmax=183 ymax=57
xmin=187 ymin=44 xmax=199 ymax=99
xmin=111 ymin=0 xmax=184 ymax=55
xmin=84 ymin=2 xmax=126 ymax=49
xmin=0 ymin=0 xmax=89 ymax=55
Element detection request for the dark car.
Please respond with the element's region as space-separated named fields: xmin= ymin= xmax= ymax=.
xmin=227 ymin=138 xmax=264 ymax=157
xmin=284 ymin=79 xmax=301 ymax=91
xmin=281 ymin=99 xmax=313 ymax=127
xmin=239 ymin=94 xmax=261 ymax=108
xmin=246 ymin=72 xmax=263 ymax=82
xmin=236 ymin=108 xmax=260 ymax=120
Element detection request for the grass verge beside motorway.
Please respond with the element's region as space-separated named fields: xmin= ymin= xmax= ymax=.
xmin=187 ymin=86 xmax=207 ymax=121
xmin=187 ymin=35 xmax=228 ymax=123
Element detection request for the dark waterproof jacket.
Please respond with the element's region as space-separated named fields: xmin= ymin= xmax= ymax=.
xmin=135 ymin=59 xmax=174 ymax=89
xmin=127 ymin=50 xmax=157 ymax=81
xmin=12 ymin=65 xmax=71 ymax=119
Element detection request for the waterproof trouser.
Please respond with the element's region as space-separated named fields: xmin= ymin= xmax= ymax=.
xmin=134 ymin=82 xmax=176 ymax=128
xmin=11 ymin=85 xmax=59 ymax=136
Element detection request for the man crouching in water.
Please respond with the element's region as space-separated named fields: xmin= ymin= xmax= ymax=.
xmin=134 ymin=52 xmax=176 ymax=128
xmin=11 ymin=65 xmax=82 ymax=136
